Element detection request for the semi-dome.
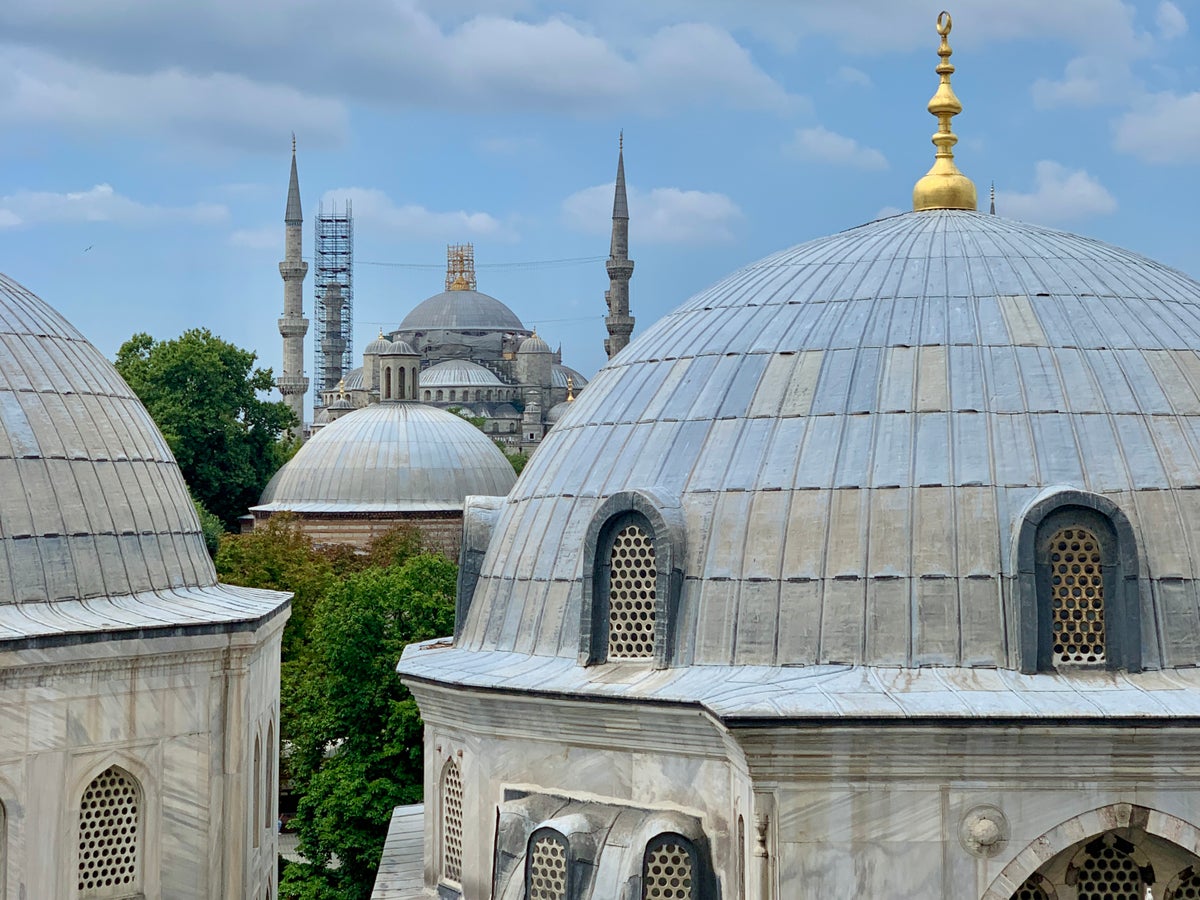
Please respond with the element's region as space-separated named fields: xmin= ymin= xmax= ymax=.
xmin=255 ymin=402 xmax=516 ymax=513
xmin=0 ymin=273 xmax=282 ymax=633
xmin=398 ymin=289 xmax=526 ymax=332
xmin=458 ymin=209 xmax=1200 ymax=671
xmin=421 ymin=359 xmax=504 ymax=388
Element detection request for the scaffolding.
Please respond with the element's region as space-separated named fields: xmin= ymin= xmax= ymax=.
xmin=445 ymin=243 xmax=477 ymax=291
xmin=313 ymin=199 xmax=354 ymax=403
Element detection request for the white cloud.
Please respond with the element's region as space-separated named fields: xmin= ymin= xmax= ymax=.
xmin=0 ymin=46 xmax=348 ymax=151
xmin=787 ymin=126 xmax=888 ymax=171
xmin=562 ymin=183 xmax=742 ymax=244
xmin=0 ymin=183 xmax=228 ymax=228
xmin=1032 ymin=55 xmax=1136 ymax=109
xmin=1156 ymin=1 xmax=1188 ymax=39
xmin=996 ymin=161 xmax=1116 ymax=224
xmin=834 ymin=66 xmax=872 ymax=88
xmin=1114 ymin=91 xmax=1200 ymax=163
xmin=323 ymin=188 xmax=513 ymax=240
xmin=229 ymin=226 xmax=279 ymax=250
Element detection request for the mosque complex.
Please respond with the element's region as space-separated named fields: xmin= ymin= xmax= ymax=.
xmin=1 ymin=9 xmax=1200 ymax=900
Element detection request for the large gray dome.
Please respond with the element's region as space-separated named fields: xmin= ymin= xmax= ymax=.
xmin=460 ymin=210 xmax=1200 ymax=670
xmin=0 ymin=274 xmax=284 ymax=638
xmin=255 ymin=402 xmax=516 ymax=513
xmin=398 ymin=289 xmax=526 ymax=332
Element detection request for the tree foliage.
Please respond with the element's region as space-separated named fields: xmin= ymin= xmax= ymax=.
xmin=192 ymin=494 xmax=225 ymax=559
xmin=115 ymin=329 xmax=298 ymax=528
xmin=281 ymin=554 xmax=457 ymax=900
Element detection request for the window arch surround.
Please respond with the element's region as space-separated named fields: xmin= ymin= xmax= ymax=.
xmin=641 ymin=832 xmax=701 ymax=900
xmin=439 ymin=756 xmax=464 ymax=889
xmin=1016 ymin=492 xmax=1141 ymax=674
xmin=77 ymin=764 xmax=144 ymax=899
xmin=580 ymin=490 xmax=686 ymax=669
xmin=525 ymin=827 xmax=571 ymax=900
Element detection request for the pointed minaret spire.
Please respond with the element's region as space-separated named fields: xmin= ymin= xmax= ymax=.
xmin=604 ymin=132 xmax=635 ymax=359
xmin=989 ymin=181 xmax=996 ymax=215
xmin=278 ymin=135 xmax=309 ymax=432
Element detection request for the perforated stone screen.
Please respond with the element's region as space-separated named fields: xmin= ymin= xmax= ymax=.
xmin=1172 ymin=871 xmax=1200 ymax=899
xmin=441 ymin=760 xmax=464 ymax=885
xmin=607 ymin=523 xmax=657 ymax=660
xmin=1012 ymin=874 xmax=1051 ymax=900
xmin=1049 ymin=527 xmax=1105 ymax=665
xmin=527 ymin=833 xmax=568 ymax=900
xmin=77 ymin=766 xmax=140 ymax=897
xmin=643 ymin=841 xmax=694 ymax=900
xmin=1076 ymin=845 xmax=1142 ymax=900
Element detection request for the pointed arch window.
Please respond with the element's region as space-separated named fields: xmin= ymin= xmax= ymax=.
xmin=253 ymin=735 xmax=262 ymax=848
xmin=1168 ymin=867 xmax=1200 ymax=899
xmin=1010 ymin=873 xmax=1056 ymax=900
xmin=526 ymin=828 xmax=570 ymax=900
xmin=266 ymin=721 xmax=275 ymax=830
xmin=440 ymin=758 xmax=464 ymax=887
xmin=383 ymin=367 xmax=393 ymax=400
xmin=398 ymin=368 xmax=406 ymax=400
xmin=642 ymin=834 xmax=697 ymax=900
xmin=1071 ymin=839 xmax=1146 ymax=899
xmin=77 ymin=766 xmax=142 ymax=898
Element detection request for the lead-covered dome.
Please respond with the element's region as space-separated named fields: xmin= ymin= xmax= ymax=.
xmin=398 ymin=289 xmax=526 ymax=332
xmin=421 ymin=359 xmax=504 ymax=388
xmin=255 ymin=402 xmax=516 ymax=513
xmin=459 ymin=210 xmax=1200 ymax=671
xmin=0 ymin=274 xmax=283 ymax=633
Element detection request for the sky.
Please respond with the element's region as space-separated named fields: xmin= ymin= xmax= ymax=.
xmin=1 ymin=0 xmax=1198 ymax=418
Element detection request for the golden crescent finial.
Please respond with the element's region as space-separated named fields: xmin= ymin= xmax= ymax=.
xmin=912 ymin=10 xmax=977 ymax=211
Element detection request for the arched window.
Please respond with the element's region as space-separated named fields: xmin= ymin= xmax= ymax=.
xmin=436 ymin=390 xmax=444 ymax=401
xmin=526 ymin=828 xmax=569 ymax=900
xmin=449 ymin=389 xmax=456 ymax=401
xmin=424 ymin=390 xmax=431 ymax=401
xmin=475 ymin=390 xmax=482 ymax=401
xmin=604 ymin=516 xmax=658 ymax=661
xmin=1168 ymin=867 xmax=1200 ymax=899
xmin=398 ymin=368 xmax=406 ymax=400
xmin=1018 ymin=494 xmax=1141 ymax=673
xmin=642 ymin=834 xmax=698 ymax=900
xmin=253 ymin=735 xmax=262 ymax=848
xmin=487 ymin=390 xmax=493 ymax=401
xmin=0 ymin=798 xmax=6 ymax=897
xmin=266 ymin=721 xmax=275 ymax=830
xmin=78 ymin=766 xmax=142 ymax=898
xmin=383 ymin=367 xmax=393 ymax=400
xmin=440 ymin=759 xmax=464 ymax=887
xmin=1072 ymin=840 xmax=1145 ymax=899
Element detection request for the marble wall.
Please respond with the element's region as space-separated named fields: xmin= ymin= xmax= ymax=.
xmin=0 ymin=613 xmax=285 ymax=900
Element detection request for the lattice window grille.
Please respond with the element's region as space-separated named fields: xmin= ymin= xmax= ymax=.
xmin=527 ymin=833 xmax=568 ymax=900
xmin=1049 ymin=527 xmax=1105 ymax=665
xmin=607 ymin=523 xmax=657 ymax=660
xmin=441 ymin=760 xmax=464 ymax=885
xmin=1172 ymin=870 xmax=1200 ymax=899
xmin=77 ymin=766 xmax=140 ymax=898
xmin=643 ymin=841 xmax=694 ymax=900
xmin=1076 ymin=844 xmax=1142 ymax=900
xmin=1011 ymin=874 xmax=1051 ymax=900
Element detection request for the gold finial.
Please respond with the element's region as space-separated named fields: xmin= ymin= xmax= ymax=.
xmin=566 ymin=375 xmax=575 ymax=402
xmin=450 ymin=273 xmax=468 ymax=290
xmin=337 ymin=378 xmax=346 ymax=398
xmin=446 ymin=243 xmax=477 ymax=291
xmin=912 ymin=11 xmax=977 ymax=212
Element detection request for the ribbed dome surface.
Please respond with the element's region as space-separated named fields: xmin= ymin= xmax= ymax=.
xmin=398 ymin=289 xmax=526 ymax=332
xmin=461 ymin=210 xmax=1200 ymax=669
xmin=519 ymin=334 xmax=550 ymax=353
xmin=0 ymin=273 xmax=216 ymax=604
xmin=255 ymin=402 xmax=516 ymax=512
xmin=552 ymin=365 xmax=588 ymax=390
xmin=421 ymin=359 xmax=504 ymax=387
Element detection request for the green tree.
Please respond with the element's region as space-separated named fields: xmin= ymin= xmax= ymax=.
xmin=192 ymin=494 xmax=225 ymax=559
xmin=115 ymin=329 xmax=298 ymax=528
xmin=281 ymin=554 xmax=457 ymax=900
xmin=497 ymin=441 xmax=529 ymax=475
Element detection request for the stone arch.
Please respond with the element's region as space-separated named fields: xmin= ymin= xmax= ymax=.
xmin=982 ymin=804 xmax=1200 ymax=900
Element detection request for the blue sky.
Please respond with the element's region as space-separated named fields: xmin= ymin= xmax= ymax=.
xmin=1 ymin=0 xmax=1197 ymax=413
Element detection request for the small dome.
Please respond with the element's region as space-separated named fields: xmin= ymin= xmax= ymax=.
xmin=382 ymin=339 xmax=417 ymax=356
xmin=519 ymin=333 xmax=551 ymax=354
xmin=545 ymin=400 xmax=572 ymax=426
xmin=328 ymin=396 xmax=354 ymax=411
xmin=398 ymin=289 xmax=526 ymax=332
xmin=459 ymin=210 xmax=1200 ymax=670
xmin=421 ymin=359 xmax=504 ymax=388
xmin=552 ymin=365 xmax=588 ymax=390
xmin=255 ymin=402 xmax=516 ymax=513
xmin=364 ymin=336 xmax=390 ymax=355
xmin=342 ymin=367 xmax=364 ymax=390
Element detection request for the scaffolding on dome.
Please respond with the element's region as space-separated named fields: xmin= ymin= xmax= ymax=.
xmin=445 ymin=243 xmax=477 ymax=291
xmin=313 ymin=200 xmax=354 ymax=404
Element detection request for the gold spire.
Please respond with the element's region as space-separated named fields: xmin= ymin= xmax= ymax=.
xmin=566 ymin=375 xmax=575 ymax=402
xmin=912 ymin=11 xmax=977 ymax=212
xmin=449 ymin=273 xmax=469 ymax=291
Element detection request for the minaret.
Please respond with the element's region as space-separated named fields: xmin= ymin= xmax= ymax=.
xmin=604 ymin=132 xmax=635 ymax=359
xmin=278 ymin=134 xmax=309 ymax=430
xmin=320 ymin=282 xmax=346 ymax=390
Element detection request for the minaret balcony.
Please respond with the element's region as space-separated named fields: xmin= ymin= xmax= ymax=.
xmin=278 ymin=317 xmax=310 ymax=337
xmin=279 ymin=261 xmax=309 ymax=278
xmin=606 ymin=259 xmax=635 ymax=278
xmin=276 ymin=375 xmax=309 ymax=394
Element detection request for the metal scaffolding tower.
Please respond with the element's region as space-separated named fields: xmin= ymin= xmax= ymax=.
xmin=313 ymin=199 xmax=354 ymax=405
